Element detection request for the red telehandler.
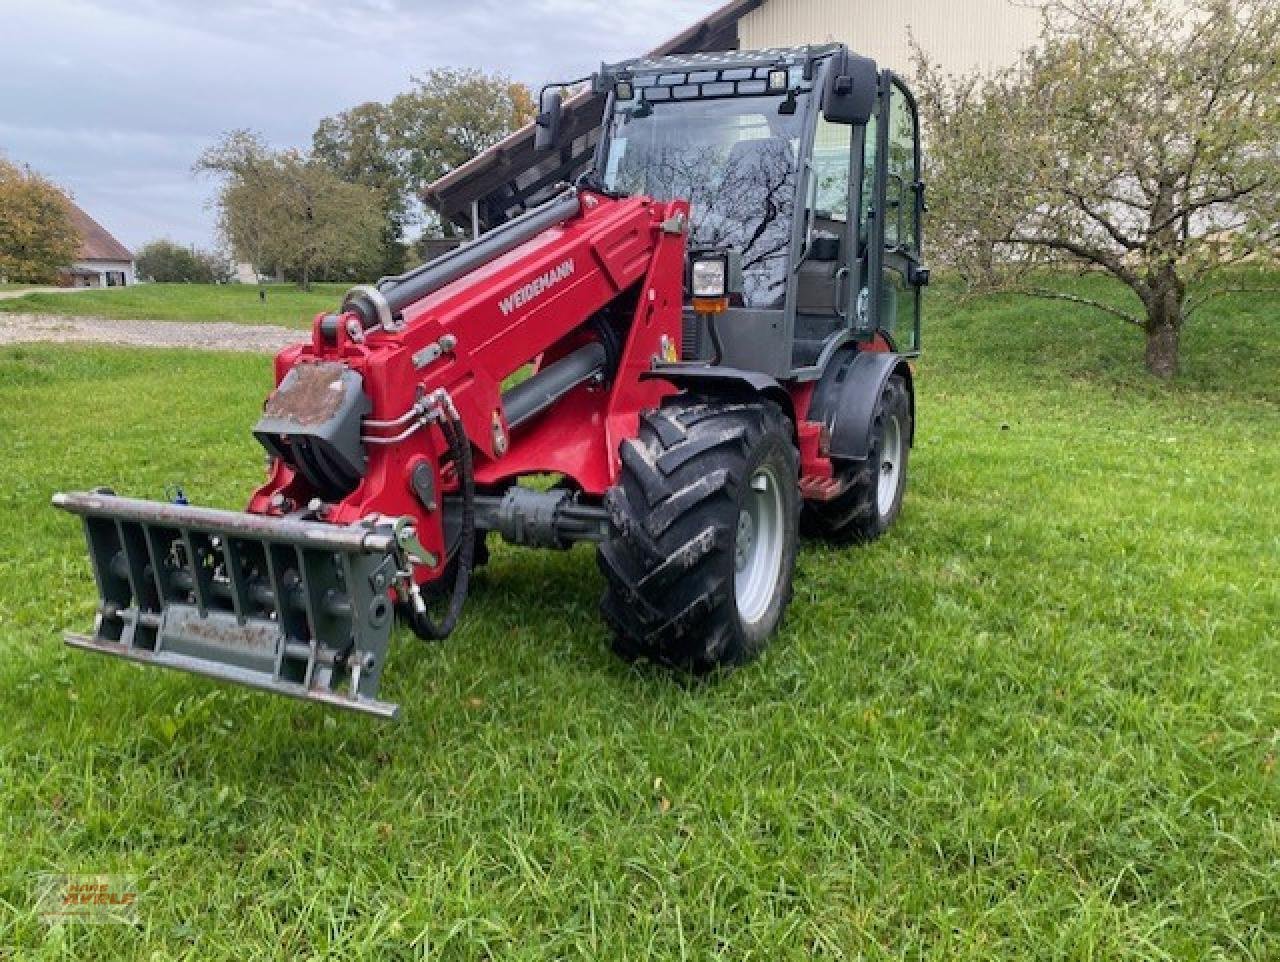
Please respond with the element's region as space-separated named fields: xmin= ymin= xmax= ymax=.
xmin=54 ymin=45 xmax=928 ymax=718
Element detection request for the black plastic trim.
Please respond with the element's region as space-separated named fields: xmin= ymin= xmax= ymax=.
xmin=809 ymin=350 xmax=914 ymax=461
xmin=641 ymin=363 xmax=795 ymax=424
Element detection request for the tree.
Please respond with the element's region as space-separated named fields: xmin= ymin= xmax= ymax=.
xmin=136 ymin=239 xmax=231 ymax=284
xmin=195 ymin=131 xmax=280 ymax=279
xmin=0 ymin=157 xmax=78 ymax=284
xmin=313 ymin=102 xmax=410 ymax=276
xmin=307 ymin=69 xmax=535 ymax=251
xmin=389 ymin=68 xmax=535 ymax=235
xmin=915 ymin=0 xmax=1280 ymax=377
xmin=196 ymin=131 xmax=385 ymax=289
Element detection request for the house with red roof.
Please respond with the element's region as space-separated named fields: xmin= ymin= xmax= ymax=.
xmin=60 ymin=201 xmax=134 ymax=287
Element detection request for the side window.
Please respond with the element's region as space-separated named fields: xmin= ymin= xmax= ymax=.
xmin=858 ymin=111 xmax=878 ymax=247
xmin=885 ymin=84 xmax=918 ymax=251
xmin=810 ymin=115 xmax=851 ymax=221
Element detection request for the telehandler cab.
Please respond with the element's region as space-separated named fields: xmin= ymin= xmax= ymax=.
xmin=54 ymin=44 xmax=927 ymax=718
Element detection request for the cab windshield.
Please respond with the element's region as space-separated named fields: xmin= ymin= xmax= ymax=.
xmin=601 ymin=94 xmax=808 ymax=308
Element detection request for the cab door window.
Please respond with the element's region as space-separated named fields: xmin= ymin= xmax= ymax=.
xmin=878 ymin=79 xmax=921 ymax=353
xmin=884 ymin=84 xmax=918 ymax=252
xmin=811 ymin=115 xmax=851 ymax=222
xmin=858 ymin=111 xmax=878 ymax=257
xmin=793 ymin=114 xmax=854 ymax=345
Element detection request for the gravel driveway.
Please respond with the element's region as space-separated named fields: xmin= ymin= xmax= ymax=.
xmin=0 ymin=313 xmax=301 ymax=353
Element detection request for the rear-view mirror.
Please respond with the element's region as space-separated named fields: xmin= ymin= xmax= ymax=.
xmin=822 ymin=50 xmax=878 ymax=126
xmin=534 ymin=89 xmax=563 ymax=152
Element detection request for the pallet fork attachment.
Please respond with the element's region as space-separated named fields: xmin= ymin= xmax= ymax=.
xmin=53 ymin=491 xmax=411 ymax=719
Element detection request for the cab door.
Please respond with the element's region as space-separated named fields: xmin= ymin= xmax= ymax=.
xmin=791 ymin=111 xmax=857 ymax=369
xmin=865 ymin=73 xmax=925 ymax=354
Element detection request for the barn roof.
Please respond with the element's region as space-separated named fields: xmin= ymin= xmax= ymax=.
xmin=423 ymin=0 xmax=767 ymax=229
xmin=67 ymin=201 xmax=133 ymax=262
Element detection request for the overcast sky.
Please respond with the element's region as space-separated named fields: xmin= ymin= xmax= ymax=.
xmin=2 ymin=0 xmax=716 ymax=251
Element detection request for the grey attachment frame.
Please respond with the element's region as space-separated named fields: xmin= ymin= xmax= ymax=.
xmin=53 ymin=491 xmax=407 ymax=719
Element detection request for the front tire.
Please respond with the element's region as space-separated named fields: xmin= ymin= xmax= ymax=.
xmin=598 ymin=398 xmax=799 ymax=671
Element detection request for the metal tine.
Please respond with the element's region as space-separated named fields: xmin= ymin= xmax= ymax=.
xmin=296 ymin=545 xmax=324 ymax=690
xmin=221 ymin=537 xmax=249 ymax=625
xmin=294 ymin=544 xmax=321 ymax=643
xmin=85 ymin=517 xmax=129 ymax=645
xmin=114 ymin=520 xmax=159 ymax=650
xmin=263 ymin=544 xmax=290 ymax=628
xmin=84 ymin=517 xmax=122 ymax=603
xmin=143 ymin=525 xmax=178 ymax=655
xmin=263 ymin=542 xmax=294 ymax=685
xmin=141 ymin=524 xmax=171 ymax=609
xmin=112 ymin=519 xmax=143 ymax=606
xmin=179 ymin=529 xmax=210 ymax=617
xmin=339 ymin=551 xmax=359 ymax=614
xmin=120 ymin=521 xmax=160 ymax=610
xmin=337 ymin=550 xmax=360 ymax=696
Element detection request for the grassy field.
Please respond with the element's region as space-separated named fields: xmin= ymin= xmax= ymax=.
xmin=0 ymin=279 xmax=1276 ymax=959
xmin=0 ymin=282 xmax=342 ymax=327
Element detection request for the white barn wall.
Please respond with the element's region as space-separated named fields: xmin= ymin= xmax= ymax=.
xmin=739 ymin=0 xmax=1043 ymax=76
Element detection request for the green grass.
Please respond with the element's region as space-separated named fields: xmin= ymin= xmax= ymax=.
xmin=0 ymin=278 xmax=1277 ymax=959
xmin=0 ymin=283 xmax=343 ymax=327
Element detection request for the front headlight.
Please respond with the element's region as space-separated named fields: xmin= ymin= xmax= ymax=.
xmin=691 ymin=258 xmax=727 ymax=298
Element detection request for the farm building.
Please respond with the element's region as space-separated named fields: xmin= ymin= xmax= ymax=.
xmin=61 ymin=201 xmax=135 ymax=288
xmin=425 ymin=0 xmax=1041 ymax=231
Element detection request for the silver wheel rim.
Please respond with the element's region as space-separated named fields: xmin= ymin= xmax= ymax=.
xmin=734 ymin=463 xmax=785 ymax=626
xmin=876 ymin=414 xmax=903 ymax=517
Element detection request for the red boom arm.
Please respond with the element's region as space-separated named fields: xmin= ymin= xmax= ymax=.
xmin=248 ymin=190 xmax=690 ymax=583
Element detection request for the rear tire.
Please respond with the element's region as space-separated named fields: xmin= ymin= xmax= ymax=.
xmin=598 ymin=397 xmax=799 ymax=671
xmin=802 ymin=373 xmax=911 ymax=543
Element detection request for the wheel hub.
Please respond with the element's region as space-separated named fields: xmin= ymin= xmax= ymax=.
xmin=876 ymin=414 xmax=903 ymax=516
xmin=734 ymin=465 xmax=786 ymax=625
xmin=735 ymin=511 xmax=755 ymax=570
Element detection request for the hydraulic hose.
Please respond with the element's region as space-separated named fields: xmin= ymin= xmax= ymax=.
xmin=406 ymin=407 xmax=475 ymax=640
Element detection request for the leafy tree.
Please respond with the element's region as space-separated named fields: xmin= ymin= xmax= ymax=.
xmin=313 ymin=102 xmax=409 ymax=276
xmin=915 ymin=0 xmax=1280 ymax=377
xmin=196 ymin=131 xmax=385 ymax=289
xmin=194 ymin=131 xmax=280 ymax=279
xmin=136 ymin=239 xmax=231 ymax=284
xmin=0 ymin=157 xmax=78 ymax=284
xmin=389 ymin=68 xmax=535 ymax=235
xmin=307 ymin=69 xmax=535 ymax=252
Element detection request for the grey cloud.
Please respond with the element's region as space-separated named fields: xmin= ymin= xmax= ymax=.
xmin=1 ymin=0 xmax=714 ymax=249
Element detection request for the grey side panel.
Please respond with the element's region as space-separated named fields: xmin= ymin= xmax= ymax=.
xmin=707 ymin=308 xmax=792 ymax=378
